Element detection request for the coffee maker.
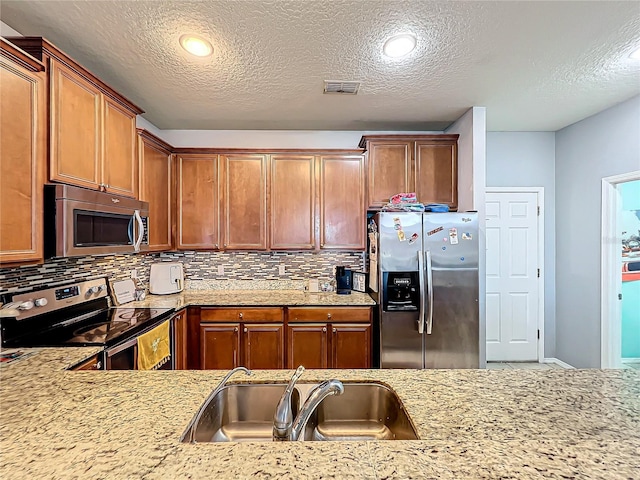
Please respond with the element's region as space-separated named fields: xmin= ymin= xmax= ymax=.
xmin=335 ymin=266 xmax=352 ymax=295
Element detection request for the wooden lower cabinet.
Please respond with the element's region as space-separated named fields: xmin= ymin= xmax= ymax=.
xmin=332 ymin=324 xmax=371 ymax=369
xmin=172 ymin=309 xmax=188 ymax=370
xmin=192 ymin=306 xmax=371 ymax=370
xmin=287 ymin=307 xmax=372 ymax=369
xmin=198 ymin=307 xmax=284 ymax=369
xmin=242 ymin=324 xmax=284 ymax=369
xmin=200 ymin=323 xmax=240 ymax=370
xmin=287 ymin=324 xmax=329 ymax=369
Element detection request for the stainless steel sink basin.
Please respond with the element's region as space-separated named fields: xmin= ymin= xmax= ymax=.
xmin=181 ymin=381 xmax=418 ymax=443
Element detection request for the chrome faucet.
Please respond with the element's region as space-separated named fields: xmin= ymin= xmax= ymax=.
xmin=186 ymin=366 xmax=251 ymax=443
xmin=273 ymin=365 xmax=305 ymax=441
xmin=273 ymin=366 xmax=344 ymax=441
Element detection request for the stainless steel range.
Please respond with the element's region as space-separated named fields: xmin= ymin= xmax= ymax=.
xmin=0 ymin=278 xmax=174 ymax=369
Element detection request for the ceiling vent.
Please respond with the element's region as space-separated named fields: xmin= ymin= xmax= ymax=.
xmin=323 ymin=80 xmax=360 ymax=95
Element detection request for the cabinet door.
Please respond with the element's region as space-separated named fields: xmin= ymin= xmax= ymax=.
xmin=332 ymin=323 xmax=371 ymax=369
xmin=200 ymin=323 xmax=240 ymax=369
xmin=176 ymin=154 xmax=220 ymax=249
xmin=138 ymin=133 xmax=172 ymax=251
xmin=319 ymin=155 xmax=365 ymax=250
xmin=103 ymin=97 xmax=137 ymax=197
xmin=0 ymin=54 xmax=45 ymax=264
xmin=220 ymin=154 xmax=267 ymax=250
xmin=173 ymin=310 xmax=187 ymax=370
xmin=415 ymin=140 xmax=458 ymax=210
xmin=49 ymin=59 xmax=102 ymax=190
xmin=270 ymin=155 xmax=315 ymax=249
xmin=366 ymin=141 xmax=412 ymax=207
xmin=243 ymin=324 xmax=284 ymax=369
xmin=287 ymin=324 xmax=328 ymax=369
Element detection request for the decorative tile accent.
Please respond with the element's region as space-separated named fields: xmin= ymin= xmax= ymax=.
xmin=0 ymin=251 xmax=365 ymax=294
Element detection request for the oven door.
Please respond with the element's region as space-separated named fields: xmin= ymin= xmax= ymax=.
xmin=105 ymin=323 xmax=174 ymax=370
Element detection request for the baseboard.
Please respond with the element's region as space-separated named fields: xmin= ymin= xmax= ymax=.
xmin=621 ymin=357 xmax=640 ymax=364
xmin=542 ymin=357 xmax=575 ymax=369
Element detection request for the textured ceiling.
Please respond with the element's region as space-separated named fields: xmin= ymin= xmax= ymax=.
xmin=2 ymin=1 xmax=639 ymax=131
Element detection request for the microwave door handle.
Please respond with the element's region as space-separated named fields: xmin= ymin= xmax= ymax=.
xmin=133 ymin=210 xmax=144 ymax=252
xmin=426 ymin=250 xmax=434 ymax=335
xmin=417 ymin=251 xmax=425 ymax=335
xmin=127 ymin=216 xmax=134 ymax=246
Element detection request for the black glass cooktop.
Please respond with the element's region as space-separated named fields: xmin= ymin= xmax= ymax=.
xmin=3 ymin=307 xmax=173 ymax=348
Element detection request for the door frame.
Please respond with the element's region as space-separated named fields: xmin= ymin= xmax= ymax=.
xmin=485 ymin=187 xmax=545 ymax=362
xmin=601 ymin=170 xmax=640 ymax=368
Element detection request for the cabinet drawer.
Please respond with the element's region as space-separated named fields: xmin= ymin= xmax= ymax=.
xmin=200 ymin=307 xmax=283 ymax=322
xmin=287 ymin=307 xmax=371 ymax=323
xmin=70 ymin=354 xmax=102 ymax=370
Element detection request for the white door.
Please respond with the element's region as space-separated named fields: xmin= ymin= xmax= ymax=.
xmin=486 ymin=191 xmax=541 ymax=361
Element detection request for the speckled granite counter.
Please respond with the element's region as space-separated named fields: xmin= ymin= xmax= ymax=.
xmin=1 ymin=348 xmax=638 ymax=479
xmin=126 ymin=289 xmax=376 ymax=310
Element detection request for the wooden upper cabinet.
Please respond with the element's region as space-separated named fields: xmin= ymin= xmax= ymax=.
xmin=360 ymin=135 xmax=459 ymax=210
xmin=415 ymin=139 xmax=458 ymax=210
xmin=103 ymin=97 xmax=137 ymax=197
xmin=220 ymin=154 xmax=267 ymax=250
xmin=364 ymin=140 xmax=412 ymax=208
xmin=176 ymin=154 xmax=220 ymax=249
xmin=0 ymin=40 xmax=45 ymax=265
xmin=138 ymin=130 xmax=173 ymax=251
xmin=270 ymin=155 xmax=315 ymax=250
xmin=8 ymin=38 xmax=144 ymax=198
xmin=319 ymin=155 xmax=365 ymax=250
xmin=50 ymin=58 xmax=101 ymax=189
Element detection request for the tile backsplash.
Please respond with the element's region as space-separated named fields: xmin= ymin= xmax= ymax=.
xmin=0 ymin=251 xmax=365 ymax=294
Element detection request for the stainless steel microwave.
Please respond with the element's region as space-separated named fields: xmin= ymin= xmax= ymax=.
xmin=44 ymin=184 xmax=149 ymax=258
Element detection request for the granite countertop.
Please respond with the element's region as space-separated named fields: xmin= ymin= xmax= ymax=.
xmin=126 ymin=289 xmax=376 ymax=310
xmin=1 ymin=348 xmax=639 ymax=479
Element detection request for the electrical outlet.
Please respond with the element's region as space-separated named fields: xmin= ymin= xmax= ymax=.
xmin=130 ymin=269 xmax=137 ymax=279
xmin=278 ymin=265 xmax=286 ymax=275
xmin=218 ymin=265 xmax=225 ymax=275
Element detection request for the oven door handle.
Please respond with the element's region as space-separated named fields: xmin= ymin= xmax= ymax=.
xmin=106 ymin=335 xmax=138 ymax=357
xmin=133 ymin=210 xmax=144 ymax=252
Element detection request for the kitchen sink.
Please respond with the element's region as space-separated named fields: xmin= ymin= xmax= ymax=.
xmin=181 ymin=381 xmax=418 ymax=443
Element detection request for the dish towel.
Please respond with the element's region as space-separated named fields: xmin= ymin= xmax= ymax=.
xmin=137 ymin=321 xmax=170 ymax=370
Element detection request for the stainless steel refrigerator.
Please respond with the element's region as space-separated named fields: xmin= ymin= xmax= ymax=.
xmin=371 ymin=212 xmax=479 ymax=368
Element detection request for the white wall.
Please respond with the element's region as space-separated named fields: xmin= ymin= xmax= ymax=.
xmin=555 ymin=95 xmax=640 ymax=368
xmin=0 ymin=20 xmax=21 ymax=37
xmin=486 ymin=132 xmax=556 ymax=357
xmin=158 ymin=129 xmax=441 ymax=149
xmin=446 ymin=107 xmax=487 ymax=367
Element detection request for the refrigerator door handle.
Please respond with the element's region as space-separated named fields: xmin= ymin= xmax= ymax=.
xmin=417 ymin=251 xmax=425 ymax=334
xmin=426 ymin=250 xmax=434 ymax=335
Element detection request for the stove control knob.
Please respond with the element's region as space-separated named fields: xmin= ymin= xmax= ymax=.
xmin=34 ymin=298 xmax=48 ymax=307
xmin=88 ymin=286 xmax=100 ymax=294
xmin=98 ymin=284 xmax=107 ymax=292
xmin=18 ymin=300 xmax=34 ymax=310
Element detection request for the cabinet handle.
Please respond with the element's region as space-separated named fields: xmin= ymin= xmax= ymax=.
xmin=322 ymin=327 xmax=327 ymax=332
xmin=234 ymin=327 xmax=238 ymax=332
xmin=95 ymin=361 xmax=102 ymax=370
xmin=333 ymin=328 xmax=337 ymax=334
xmin=215 ymin=244 xmax=219 ymax=249
xmin=320 ymin=244 xmax=324 ymax=247
xmin=244 ymin=327 xmax=248 ymax=333
xmin=239 ymin=312 xmax=243 ymax=319
xmin=223 ymin=244 xmax=227 ymax=247
xmin=327 ymin=313 xmax=332 ymax=319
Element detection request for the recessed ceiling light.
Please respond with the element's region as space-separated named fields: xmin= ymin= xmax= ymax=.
xmin=383 ymin=33 xmax=417 ymax=58
xmin=179 ymin=34 xmax=213 ymax=57
xmin=630 ymin=45 xmax=640 ymax=60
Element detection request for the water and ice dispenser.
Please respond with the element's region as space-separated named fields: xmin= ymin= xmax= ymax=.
xmin=382 ymin=272 xmax=420 ymax=312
